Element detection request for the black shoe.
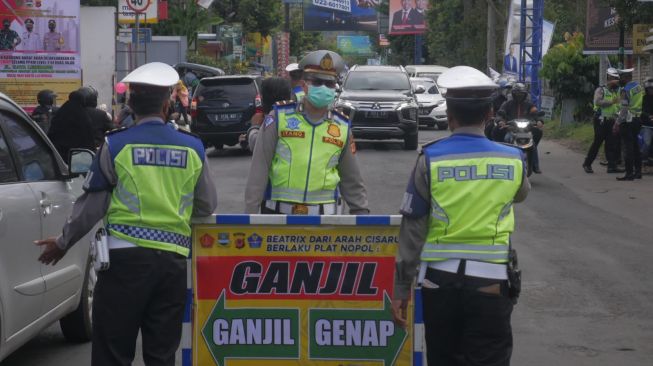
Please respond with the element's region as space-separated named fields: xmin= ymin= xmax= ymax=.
xmin=599 ymin=160 xmax=608 ymax=166
xmin=582 ymin=164 xmax=594 ymax=174
xmin=533 ymin=168 xmax=542 ymax=174
xmin=607 ymin=167 xmax=625 ymax=173
xmin=616 ymin=175 xmax=635 ymax=181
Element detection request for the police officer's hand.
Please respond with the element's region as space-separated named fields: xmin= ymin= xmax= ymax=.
xmin=536 ymin=121 xmax=544 ymax=129
xmin=35 ymin=238 xmax=66 ymax=265
xmin=391 ymin=298 xmax=409 ymax=328
xmin=498 ymin=121 xmax=506 ymax=129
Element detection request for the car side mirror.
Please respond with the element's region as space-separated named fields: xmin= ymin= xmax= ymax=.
xmin=68 ymin=149 xmax=95 ymax=176
xmin=414 ymin=85 xmax=426 ymax=94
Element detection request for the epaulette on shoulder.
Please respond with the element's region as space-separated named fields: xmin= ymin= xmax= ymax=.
xmin=274 ymin=100 xmax=297 ymax=111
xmin=105 ymin=126 xmax=128 ymax=136
xmin=331 ymin=109 xmax=350 ymax=125
xmin=176 ymin=128 xmax=200 ymax=138
xmin=419 ymin=137 xmax=446 ymax=154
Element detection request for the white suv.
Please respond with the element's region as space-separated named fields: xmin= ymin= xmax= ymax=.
xmin=0 ymin=92 xmax=97 ymax=361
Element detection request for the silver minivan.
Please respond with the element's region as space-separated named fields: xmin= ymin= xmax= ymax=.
xmin=0 ymin=92 xmax=97 ymax=361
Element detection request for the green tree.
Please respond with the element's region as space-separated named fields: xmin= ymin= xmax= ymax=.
xmin=235 ymin=0 xmax=282 ymax=37
xmin=289 ymin=5 xmax=322 ymax=58
xmin=151 ymin=1 xmax=222 ymax=49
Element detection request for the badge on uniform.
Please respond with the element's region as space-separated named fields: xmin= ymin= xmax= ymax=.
xmin=286 ymin=117 xmax=301 ymax=130
xmin=264 ymin=115 xmax=275 ymax=127
xmin=327 ymin=123 xmax=341 ymax=137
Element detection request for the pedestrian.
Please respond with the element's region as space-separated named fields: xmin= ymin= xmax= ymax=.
xmin=31 ymin=89 xmax=58 ymax=133
xmin=246 ymin=76 xmax=292 ymax=150
xmin=392 ymin=66 xmax=530 ymax=366
xmin=168 ymin=80 xmax=191 ymax=130
xmin=286 ymin=63 xmax=306 ymax=102
xmin=47 ymin=90 xmax=95 ymax=159
xmin=35 ymin=62 xmax=218 ymax=366
xmin=493 ymin=82 xmax=544 ymax=173
xmin=245 ymin=50 xmax=369 ymax=215
xmin=78 ymin=86 xmax=114 ymax=148
xmin=583 ymin=68 xmax=623 ymax=174
xmin=616 ymin=68 xmax=644 ymax=180
xmin=640 ymin=78 xmax=653 ymax=161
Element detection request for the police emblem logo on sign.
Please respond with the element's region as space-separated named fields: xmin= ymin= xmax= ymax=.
xmin=327 ymin=123 xmax=341 ymax=138
xmin=234 ymin=233 xmax=246 ymax=249
xmin=248 ymin=233 xmax=263 ymax=249
xmin=200 ymin=234 xmax=214 ymax=248
xmin=218 ymin=233 xmax=230 ymax=246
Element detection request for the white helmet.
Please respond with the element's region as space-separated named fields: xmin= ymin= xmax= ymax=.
xmin=285 ymin=63 xmax=300 ymax=72
xmin=121 ymin=62 xmax=179 ymax=87
xmin=607 ymin=67 xmax=619 ymax=78
xmin=437 ymin=66 xmax=498 ymax=91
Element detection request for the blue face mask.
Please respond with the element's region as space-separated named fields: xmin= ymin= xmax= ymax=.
xmin=306 ymin=85 xmax=336 ymax=108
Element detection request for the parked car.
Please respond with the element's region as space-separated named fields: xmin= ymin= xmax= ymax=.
xmin=173 ymin=62 xmax=226 ymax=95
xmin=335 ymin=65 xmax=419 ymax=150
xmin=410 ymin=77 xmax=447 ymax=130
xmin=190 ymin=75 xmax=262 ymax=150
xmin=0 ymin=92 xmax=98 ymax=361
xmin=405 ymin=65 xmax=450 ymax=93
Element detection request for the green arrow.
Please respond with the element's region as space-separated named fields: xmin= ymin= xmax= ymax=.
xmin=201 ymin=291 xmax=300 ymax=366
xmin=308 ymin=291 xmax=407 ymax=366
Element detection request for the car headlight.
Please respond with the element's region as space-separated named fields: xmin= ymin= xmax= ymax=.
xmin=516 ymin=121 xmax=530 ymax=129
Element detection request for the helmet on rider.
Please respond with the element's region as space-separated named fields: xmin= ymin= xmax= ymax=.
xmin=37 ymin=89 xmax=56 ymax=106
xmin=511 ymin=82 xmax=528 ymax=102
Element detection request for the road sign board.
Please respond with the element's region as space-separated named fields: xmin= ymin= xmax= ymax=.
xmin=127 ymin=0 xmax=151 ymax=13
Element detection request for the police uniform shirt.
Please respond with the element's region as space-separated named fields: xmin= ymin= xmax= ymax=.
xmin=54 ymin=118 xmax=218 ymax=250
xmin=244 ymin=109 xmax=369 ymax=215
xmin=393 ymin=126 xmax=530 ymax=300
xmin=43 ymin=31 xmax=63 ymax=51
xmin=21 ymin=31 xmax=40 ymax=50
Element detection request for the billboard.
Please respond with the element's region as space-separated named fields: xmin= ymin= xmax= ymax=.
xmin=337 ymin=35 xmax=372 ymax=55
xmin=303 ymin=0 xmax=378 ymax=32
xmin=0 ymin=0 xmax=81 ymax=110
xmin=632 ymin=24 xmax=653 ymax=55
xmin=192 ymin=218 xmax=414 ymax=366
xmin=388 ymin=0 xmax=427 ymax=35
xmin=584 ymin=0 xmax=633 ymax=54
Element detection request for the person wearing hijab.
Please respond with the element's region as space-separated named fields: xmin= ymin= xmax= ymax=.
xmin=47 ymin=90 xmax=95 ymax=159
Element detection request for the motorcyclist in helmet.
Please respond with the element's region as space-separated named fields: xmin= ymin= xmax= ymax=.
xmin=492 ymin=82 xmax=544 ymax=173
xmin=486 ymin=79 xmax=512 ymax=138
xmin=78 ymin=85 xmax=114 ymax=148
xmin=31 ymin=89 xmax=58 ymax=133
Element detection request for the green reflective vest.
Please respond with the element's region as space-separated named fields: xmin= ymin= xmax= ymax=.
xmin=269 ymin=105 xmax=349 ymax=204
xmin=420 ymin=136 xmax=524 ymax=264
xmin=107 ymin=140 xmax=204 ymax=257
xmin=293 ymin=86 xmax=305 ymax=103
xmin=626 ymin=82 xmax=644 ymax=115
xmin=594 ymin=86 xmax=620 ymax=118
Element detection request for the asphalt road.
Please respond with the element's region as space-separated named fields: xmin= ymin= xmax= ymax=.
xmin=2 ymin=127 xmax=652 ymax=365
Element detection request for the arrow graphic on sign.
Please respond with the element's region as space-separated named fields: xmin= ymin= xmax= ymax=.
xmin=201 ymin=291 xmax=300 ymax=366
xmin=308 ymin=291 xmax=407 ymax=366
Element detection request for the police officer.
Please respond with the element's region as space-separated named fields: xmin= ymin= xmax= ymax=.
xmin=286 ymin=63 xmax=306 ymax=102
xmin=36 ymin=62 xmax=218 ymax=366
xmin=583 ymin=67 xmax=623 ymax=174
xmin=31 ymin=89 xmax=58 ymax=133
xmin=616 ymin=68 xmax=644 ymax=180
xmin=245 ymin=50 xmax=369 ymax=215
xmin=392 ymin=66 xmax=530 ymax=366
xmin=43 ymin=19 xmax=64 ymax=51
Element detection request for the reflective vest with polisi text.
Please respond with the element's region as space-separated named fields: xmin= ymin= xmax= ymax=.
xmin=421 ymin=134 xmax=524 ymax=264
xmin=268 ymin=103 xmax=349 ymax=204
xmin=105 ymin=120 xmax=205 ymax=257
xmin=594 ymin=86 xmax=620 ymax=118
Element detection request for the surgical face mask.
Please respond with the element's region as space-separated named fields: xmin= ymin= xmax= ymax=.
xmin=306 ymin=85 xmax=336 ymax=108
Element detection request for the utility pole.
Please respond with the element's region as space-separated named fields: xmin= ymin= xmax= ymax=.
xmin=487 ymin=0 xmax=496 ymax=71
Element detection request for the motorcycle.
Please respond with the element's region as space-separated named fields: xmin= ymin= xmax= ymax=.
xmin=497 ymin=110 xmax=545 ymax=177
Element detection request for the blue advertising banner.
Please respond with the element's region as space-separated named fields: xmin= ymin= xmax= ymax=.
xmin=337 ymin=35 xmax=372 ymax=55
xmin=303 ymin=0 xmax=378 ymax=32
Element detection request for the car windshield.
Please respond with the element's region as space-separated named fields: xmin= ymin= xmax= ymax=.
xmin=411 ymin=80 xmax=439 ymax=94
xmin=345 ymin=72 xmax=411 ymax=91
xmin=198 ymin=79 xmax=256 ymax=104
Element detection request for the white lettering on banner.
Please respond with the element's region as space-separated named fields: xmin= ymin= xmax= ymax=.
xmin=312 ymin=0 xmax=351 ymax=13
xmin=213 ymin=318 xmax=295 ymax=346
xmin=315 ymin=319 xmax=395 ymax=347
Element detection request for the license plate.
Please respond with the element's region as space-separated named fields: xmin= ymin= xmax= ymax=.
xmin=365 ymin=111 xmax=387 ymax=118
xmin=213 ymin=113 xmax=241 ymax=122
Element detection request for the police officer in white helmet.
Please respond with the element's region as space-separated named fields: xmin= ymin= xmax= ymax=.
xmin=393 ymin=66 xmax=530 ymax=366
xmin=36 ymin=62 xmax=217 ymax=365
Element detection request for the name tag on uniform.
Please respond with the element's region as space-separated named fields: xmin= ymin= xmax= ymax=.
xmin=132 ymin=147 xmax=188 ymax=168
xmin=322 ymin=136 xmax=344 ymax=148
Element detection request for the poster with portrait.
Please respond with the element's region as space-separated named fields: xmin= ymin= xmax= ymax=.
xmin=0 ymin=0 xmax=81 ymax=110
xmin=303 ymin=0 xmax=379 ymax=32
xmin=388 ymin=0 xmax=428 ymax=35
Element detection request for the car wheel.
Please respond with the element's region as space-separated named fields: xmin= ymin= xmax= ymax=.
xmin=60 ymin=254 xmax=94 ymax=342
xmin=404 ymin=133 xmax=418 ymax=150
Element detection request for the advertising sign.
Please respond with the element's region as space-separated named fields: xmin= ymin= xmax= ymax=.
xmin=118 ymin=0 xmax=158 ymax=24
xmin=0 ymin=0 xmax=81 ymax=110
xmin=192 ymin=217 xmax=413 ymax=366
xmin=303 ymin=0 xmax=378 ymax=32
xmin=388 ymin=0 xmax=428 ymax=35
xmin=337 ymin=35 xmax=372 ymax=55
xmin=276 ymin=32 xmax=290 ymax=77
xmin=584 ymin=0 xmax=632 ymax=54
xmin=633 ymin=24 xmax=653 ymax=54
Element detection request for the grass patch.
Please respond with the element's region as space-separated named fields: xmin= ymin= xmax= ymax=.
xmin=544 ymin=119 xmax=594 ymax=153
